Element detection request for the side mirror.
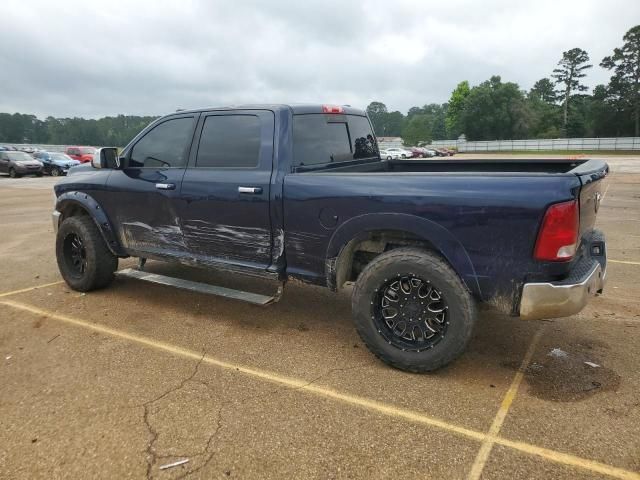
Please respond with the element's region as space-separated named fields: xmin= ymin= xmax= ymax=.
xmin=92 ymin=147 xmax=121 ymax=169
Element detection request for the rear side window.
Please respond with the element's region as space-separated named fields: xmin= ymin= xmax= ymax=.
xmin=129 ymin=117 xmax=195 ymax=168
xmin=195 ymin=115 xmax=261 ymax=168
xmin=293 ymin=114 xmax=378 ymax=168
xmin=348 ymin=115 xmax=379 ymax=159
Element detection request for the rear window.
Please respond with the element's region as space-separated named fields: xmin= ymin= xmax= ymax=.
xmin=292 ymin=114 xmax=378 ymax=168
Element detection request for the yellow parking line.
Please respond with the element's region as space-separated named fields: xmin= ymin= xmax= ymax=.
xmin=0 ymin=281 xmax=63 ymax=298
xmin=495 ymin=437 xmax=640 ymax=480
xmin=467 ymin=327 xmax=545 ymax=480
xmin=2 ymin=299 xmax=640 ymax=480
xmin=609 ymin=259 xmax=640 ymax=266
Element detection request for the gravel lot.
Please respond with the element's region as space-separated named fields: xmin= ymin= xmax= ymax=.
xmin=1 ymin=155 xmax=639 ymax=479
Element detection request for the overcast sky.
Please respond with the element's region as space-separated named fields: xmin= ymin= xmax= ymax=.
xmin=2 ymin=0 xmax=639 ymax=118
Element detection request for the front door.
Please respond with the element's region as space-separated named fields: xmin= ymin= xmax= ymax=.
xmin=106 ymin=114 xmax=198 ymax=256
xmin=179 ymin=110 xmax=274 ymax=271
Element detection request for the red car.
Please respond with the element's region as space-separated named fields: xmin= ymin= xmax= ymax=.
xmin=65 ymin=146 xmax=96 ymax=163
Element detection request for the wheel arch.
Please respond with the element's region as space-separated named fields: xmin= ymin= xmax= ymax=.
xmin=325 ymin=213 xmax=481 ymax=297
xmin=55 ymin=192 xmax=126 ymax=256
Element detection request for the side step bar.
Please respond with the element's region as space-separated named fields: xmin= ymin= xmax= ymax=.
xmin=117 ymin=268 xmax=284 ymax=306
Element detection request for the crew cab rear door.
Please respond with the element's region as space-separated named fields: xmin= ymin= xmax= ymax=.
xmin=178 ymin=110 xmax=274 ymax=271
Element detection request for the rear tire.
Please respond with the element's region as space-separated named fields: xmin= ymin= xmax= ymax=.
xmin=352 ymin=248 xmax=476 ymax=372
xmin=9 ymin=168 xmax=20 ymax=178
xmin=56 ymin=216 xmax=118 ymax=292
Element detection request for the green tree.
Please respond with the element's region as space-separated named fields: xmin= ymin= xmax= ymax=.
xmin=366 ymin=102 xmax=389 ymax=136
xmin=402 ymin=114 xmax=436 ymax=146
xmin=459 ymin=76 xmax=531 ymax=140
xmin=445 ymin=81 xmax=470 ymax=138
xmin=600 ymin=25 xmax=640 ymax=136
xmin=552 ymin=48 xmax=592 ymax=134
xmin=529 ymin=78 xmax=557 ymax=103
xmin=384 ymin=111 xmax=405 ymax=136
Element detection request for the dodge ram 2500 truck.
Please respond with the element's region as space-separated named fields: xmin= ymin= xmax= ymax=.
xmin=52 ymin=104 xmax=608 ymax=372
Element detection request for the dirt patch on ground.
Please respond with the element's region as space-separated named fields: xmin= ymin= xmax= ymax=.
xmin=524 ymin=348 xmax=621 ymax=402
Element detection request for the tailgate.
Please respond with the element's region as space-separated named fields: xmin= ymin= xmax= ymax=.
xmin=574 ymin=159 xmax=609 ymax=236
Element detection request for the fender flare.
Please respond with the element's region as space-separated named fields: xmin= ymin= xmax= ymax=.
xmin=55 ymin=191 xmax=127 ymax=256
xmin=325 ymin=213 xmax=481 ymax=296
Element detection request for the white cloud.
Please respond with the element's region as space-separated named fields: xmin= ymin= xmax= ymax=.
xmin=1 ymin=0 xmax=638 ymax=117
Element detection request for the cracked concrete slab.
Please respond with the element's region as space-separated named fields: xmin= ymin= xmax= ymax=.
xmin=1 ymin=156 xmax=640 ymax=479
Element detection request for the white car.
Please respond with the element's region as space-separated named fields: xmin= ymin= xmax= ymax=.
xmin=379 ymin=149 xmax=402 ymax=160
xmin=384 ymin=147 xmax=413 ymax=159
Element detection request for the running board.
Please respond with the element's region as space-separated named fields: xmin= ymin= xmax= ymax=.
xmin=116 ymin=268 xmax=284 ymax=306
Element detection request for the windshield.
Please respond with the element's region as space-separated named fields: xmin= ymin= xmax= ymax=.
xmin=7 ymin=152 xmax=34 ymax=161
xmin=79 ymin=147 xmax=96 ymax=154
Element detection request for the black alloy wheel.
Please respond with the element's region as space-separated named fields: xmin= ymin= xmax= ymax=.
xmin=63 ymin=232 xmax=88 ymax=277
xmin=374 ymin=274 xmax=448 ymax=352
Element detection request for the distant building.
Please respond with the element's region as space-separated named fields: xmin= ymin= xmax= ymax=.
xmin=377 ymin=136 xmax=403 ymax=149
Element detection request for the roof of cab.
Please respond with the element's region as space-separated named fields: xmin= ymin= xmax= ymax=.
xmin=170 ymin=104 xmax=367 ymax=117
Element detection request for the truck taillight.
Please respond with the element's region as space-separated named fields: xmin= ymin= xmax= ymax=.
xmin=322 ymin=105 xmax=344 ymax=114
xmin=534 ymin=200 xmax=579 ymax=261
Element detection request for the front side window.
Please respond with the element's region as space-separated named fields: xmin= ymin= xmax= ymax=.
xmin=129 ymin=117 xmax=195 ymax=168
xmin=195 ymin=115 xmax=261 ymax=168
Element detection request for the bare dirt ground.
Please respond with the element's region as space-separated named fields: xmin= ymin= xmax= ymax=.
xmin=1 ymin=156 xmax=639 ymax=479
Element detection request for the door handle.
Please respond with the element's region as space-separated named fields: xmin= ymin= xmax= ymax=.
xmin=238 ymin=186 xmax=262 ymax=194
xmin=155 ymin=183 xmax=176 ymax=190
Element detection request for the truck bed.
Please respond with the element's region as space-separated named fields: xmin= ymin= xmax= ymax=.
xmin=306 ymin=157 xmax=607 ymax=176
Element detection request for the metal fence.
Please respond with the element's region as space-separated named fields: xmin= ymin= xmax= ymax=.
xmin=430 ymin=137 xmax=640 ymax=152
xmin=6 ymin=143 xmax=69 ymax=153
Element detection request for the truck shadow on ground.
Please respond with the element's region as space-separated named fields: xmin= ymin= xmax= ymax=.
xmin=95 ymin=261 xmax=622 ymax=402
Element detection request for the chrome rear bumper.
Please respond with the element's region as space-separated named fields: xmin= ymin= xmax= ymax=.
xmin=519 ymin=229 xmax=606 ymax=320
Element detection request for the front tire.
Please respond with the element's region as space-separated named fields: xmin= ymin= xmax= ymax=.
xmin=56 ymin=216 xmax=118 ymax=291
xmin=51 ymin=167 xmax=61 ymax=177
xmin=352 ymin=248 xmax=476 ymax=372
xmin=9 ymin=168 xmax=20 ymax=178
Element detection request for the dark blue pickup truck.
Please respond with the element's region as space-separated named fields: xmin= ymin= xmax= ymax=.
xmin=52 ymin=104 xmax=608 ymax=372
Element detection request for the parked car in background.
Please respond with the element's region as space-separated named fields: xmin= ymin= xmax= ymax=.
xmin=409 ymin=147 xmax=426 ymax=158
xmin=435 ymin=148 xmax=455 ymax=157
xmin=385 ymin=147 xmax=413 ymax=158
xmin=380 ymin=149 xmax=402 ymax=160
xmin=0 ymin=150 xmax=43 ymax=177
xmin=423 ymin=148 xmax=437 ymax=157
xmin=33 ymin=151 xmax=81 ymax=176
xmin=65 ymin=146 xmax=96 ymax=163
